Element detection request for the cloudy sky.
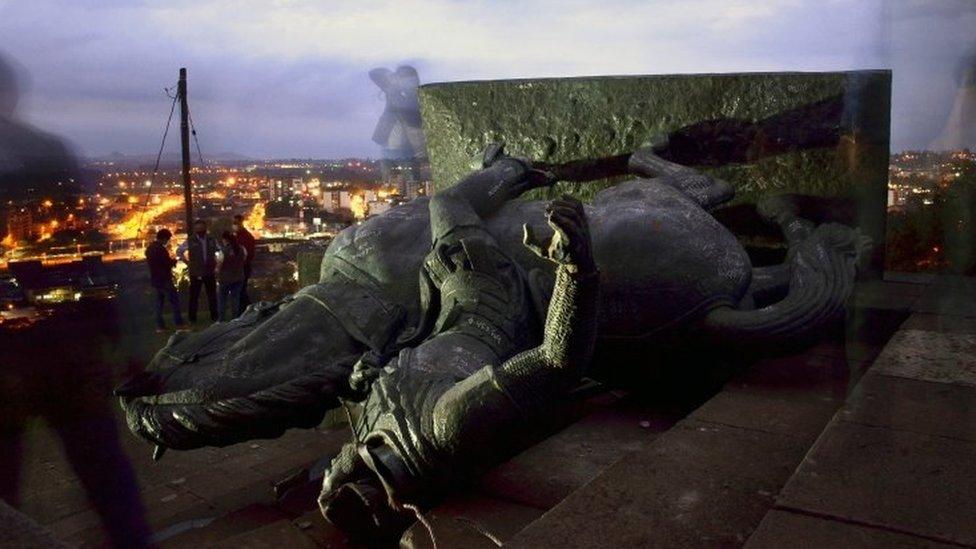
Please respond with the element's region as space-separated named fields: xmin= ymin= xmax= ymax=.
xmin=0 ymin=0 xmax=973 ymax=158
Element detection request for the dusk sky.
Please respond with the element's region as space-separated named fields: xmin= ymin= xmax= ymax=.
xmin=1 ymin=0 xmax=974 ymax=159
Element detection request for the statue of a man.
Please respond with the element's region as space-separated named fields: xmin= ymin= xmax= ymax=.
xmin=317 ymin=149 xmax=599 ymax=536
xmin=116 ymin=142 xmax=867 ymax=540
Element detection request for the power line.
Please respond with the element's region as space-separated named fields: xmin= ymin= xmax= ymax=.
xmin=187 ymin=107 xmax=205 ymax=167
xmin=136 ymin=86 xmax=179 ymax=236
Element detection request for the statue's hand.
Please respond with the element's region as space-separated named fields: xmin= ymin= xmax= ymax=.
xmin=522 ymin=195 xmax=595 ymax=273
xmin=482 ymin=142 xmax=556 ymax=193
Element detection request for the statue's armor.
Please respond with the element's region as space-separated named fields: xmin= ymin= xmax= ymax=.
xmin=294 ymin=273 xmax=406 ymax=357
xmin=331 ymin=155 xmax=571 ymax=511
xmin=344 ymin=221 xmax=540 ymax=495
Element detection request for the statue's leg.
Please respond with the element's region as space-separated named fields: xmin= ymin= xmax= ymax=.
xmin=628 ymin=145 xmax=735 ymax=209
xmin=757 ymin=194 xmax=815 ymax=243
xmin=743 ymin=264 xmax=791 ymax=309
xmin=117 ymin=293 xmax=365 ymax=451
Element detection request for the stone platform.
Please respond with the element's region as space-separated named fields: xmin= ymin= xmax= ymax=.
xmin=8 ymin=273 xmax=974 ymax=547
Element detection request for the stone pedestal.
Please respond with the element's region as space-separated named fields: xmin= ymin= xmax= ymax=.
xmin=419 ymin=71 xmax=891 ymax=271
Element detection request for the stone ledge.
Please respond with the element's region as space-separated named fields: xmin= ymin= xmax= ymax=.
xmin=776 ymin=420 xmax=976 ymax=547
xmin=507 ymin=419 xmax=807 ymax=548
xmin=478 ymin=401 xmax=663 ymax=509
xmin=839 ymin=372 xmax=976 ymax=443
xmin=871 ymin=329 xmax=976 ymax=387
xmin=746 ymin=509 xmax=958 ymax=549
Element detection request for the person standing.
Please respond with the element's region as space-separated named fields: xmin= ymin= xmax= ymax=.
xmin=145 ymin=228 xmax=184 ymax=331
xmin=177 ymin=219 xmax=218 ymax=324
xmin=217 ymin=231 xmax=246 ymax=321
xmin=233 ymin=214 xmax=256 ymax=308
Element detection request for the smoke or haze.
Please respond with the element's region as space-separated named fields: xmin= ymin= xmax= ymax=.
xmin=0 ymin=0 xmax=973 ymax=158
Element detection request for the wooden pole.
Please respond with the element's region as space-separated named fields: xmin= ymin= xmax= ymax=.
xmin=178 ymin=68 xmax=193 ymax=235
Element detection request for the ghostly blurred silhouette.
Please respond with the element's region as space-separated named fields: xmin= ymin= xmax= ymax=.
xmin=930 ymin=45 xmax=976 ymax=151
xmin=370 ymin=65 xmax=427 ymax=195
xmin=0 ymin=52 xmax=151 ymax=547
xmin=0 ymin=55 xmax=80 ymax=199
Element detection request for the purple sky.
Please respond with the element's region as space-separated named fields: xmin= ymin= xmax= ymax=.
xmin=1 ymin=0 xmax=974 ymax=159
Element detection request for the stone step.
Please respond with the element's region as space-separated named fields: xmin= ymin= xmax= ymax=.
xmin=398 ymin=389 xmax=692 ymax=547
xmin=129 ymin=275 xmax=933 ymax=547
xmin=747 ymin=306 xmax=976 ymax=548
xmin=502 ymin=300 xmax=911 ymax=547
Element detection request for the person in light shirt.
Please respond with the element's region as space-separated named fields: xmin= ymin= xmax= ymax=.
xmin=177 ymin=219 xmax=219 ymax=324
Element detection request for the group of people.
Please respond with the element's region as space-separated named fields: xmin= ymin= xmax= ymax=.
xmin=145 ymin=214 xmax=256 ymax=331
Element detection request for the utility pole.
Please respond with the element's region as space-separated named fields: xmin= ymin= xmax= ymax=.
xmin=178 ymin=67 xmax=193 ymax=235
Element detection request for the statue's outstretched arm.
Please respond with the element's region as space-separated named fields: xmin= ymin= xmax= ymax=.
xmin=428 ymin=144 xmax=554 ymax=242
xmin=432 ymin=196 xmax=599 ymax=465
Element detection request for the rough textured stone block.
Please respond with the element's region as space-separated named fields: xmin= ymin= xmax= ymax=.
xmin=872 ymin=329 xmax=976 ymax=387
xmin=691 ymin=361 xmax=842 ymax=443
xmin=420 ymin=71 xmax=890 ymax=264
xmin=0 ymin=500 xmax=69 ymax=548
xmin=297 ymin=249 xmax=325 ymax=288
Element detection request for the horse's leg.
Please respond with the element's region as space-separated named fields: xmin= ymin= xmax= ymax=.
xmin=700 ymin=195 xmax=870 ymax=350
xmin=743 ymin=264 xmax=791 ymax=309
xmin=627 ymin=145 xmax=735 ymax=210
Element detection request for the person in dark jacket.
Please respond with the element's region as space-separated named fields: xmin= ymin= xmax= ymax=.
xmin=233 ymin=214 xmax=256 ymax=307
xmin=217 ymin=231 xmax=247 ymax=321
xmin=144 ymin=228 xmax=184 ymax=331
xmin=177 ymin=219 xmax=219 ymax=324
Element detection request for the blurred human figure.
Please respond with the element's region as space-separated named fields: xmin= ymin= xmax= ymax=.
xmin=0 ymin=53 xmax=80 ymax=199
xmin=930 ymin=45 xmax=976 ymax=151
xmin=369 ymin=65 xmax=427 ymax=189
xmin=1 ymin=300 xmax=153 ymax=548
xmin=233 ymin=214 xmax=256 ymax=308
xmin=177 ymin=219 xmax=218 ymax=324
xmin=217 ymin=231 xmax=246 ymax=321
xmin=145 ymin=228 xmax=184 ymax=332
xmin=0 ymin=51 xmax=151 ymax=548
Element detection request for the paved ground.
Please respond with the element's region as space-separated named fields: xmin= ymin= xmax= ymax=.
xmin=748 ymin=275 xmax=976 ymax=548
xmin=4 ymin=272 xmax=973 ymax=547
xmin=506 ymin=274 xmax=973 ymax=549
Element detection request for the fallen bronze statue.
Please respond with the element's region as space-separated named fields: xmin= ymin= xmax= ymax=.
xmin=116 ymin=142 xmax=868 ymax=539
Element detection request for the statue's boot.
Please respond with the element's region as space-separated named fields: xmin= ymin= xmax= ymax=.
xmin=698 ymin=194 xmax=871 ymax=350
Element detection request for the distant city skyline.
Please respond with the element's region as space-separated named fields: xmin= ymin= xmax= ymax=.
xmin=1 ymin=0 xmax=974 ymax=159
